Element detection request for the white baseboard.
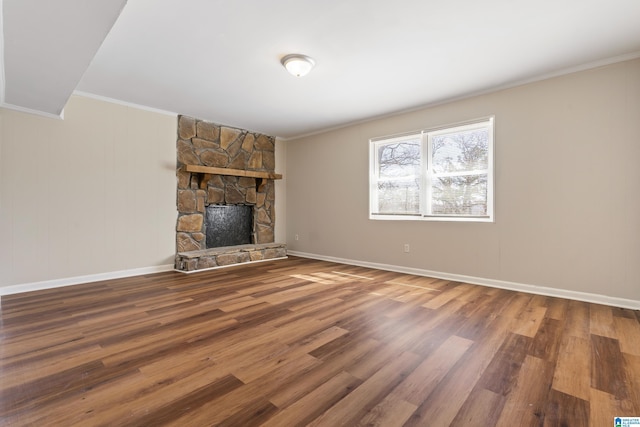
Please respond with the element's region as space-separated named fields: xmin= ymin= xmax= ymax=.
xmin=0 ymin=264 xmax=175 ymax=298
xmin=287 ymin=251 xmax=640 ymax=311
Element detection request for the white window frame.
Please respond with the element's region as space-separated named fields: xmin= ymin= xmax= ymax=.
xmin=369 ymin=117 xmax=494 ymax=222
xmin=370 ymin=133 xmax=423 ymax=217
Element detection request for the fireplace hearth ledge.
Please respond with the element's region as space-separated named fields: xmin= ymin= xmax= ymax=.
xmin=175 ymin=243 xmax=287 ymax=273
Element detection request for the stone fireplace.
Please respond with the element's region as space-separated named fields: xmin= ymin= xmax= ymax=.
xmin=174 ymin=115 xmax=286 ymax=272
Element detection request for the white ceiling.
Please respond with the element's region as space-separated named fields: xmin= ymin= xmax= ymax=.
xmin=3 ymin=0 xmax=640 ymax=138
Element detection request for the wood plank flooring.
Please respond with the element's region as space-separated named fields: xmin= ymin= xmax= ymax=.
xmin=1 ymin=256 xmax=639 ymax=426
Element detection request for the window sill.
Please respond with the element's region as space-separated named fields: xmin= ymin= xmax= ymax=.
xmin=370 ymin=214 xmax=493 ymax=223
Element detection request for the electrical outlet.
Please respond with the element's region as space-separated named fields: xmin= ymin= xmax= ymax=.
xmin=404 ymin=243 xmax=410 ymax=253
xmin=295 ymin=234 xmax=299 ymax=241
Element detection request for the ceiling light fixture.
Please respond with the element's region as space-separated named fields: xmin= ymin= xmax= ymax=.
xmin=281 ymin=54 xmax=315 ymax=77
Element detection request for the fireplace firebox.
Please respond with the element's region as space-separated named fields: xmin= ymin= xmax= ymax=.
xmin=205 ymin=205 xmax=253 ymax=248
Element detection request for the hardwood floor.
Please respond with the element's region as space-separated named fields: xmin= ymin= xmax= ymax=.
xmin=1 ymin=256 xmax=639 ymax=426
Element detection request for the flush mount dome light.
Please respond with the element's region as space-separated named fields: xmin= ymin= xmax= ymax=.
xmin=281 ymin=54 xmax=315 ymax=77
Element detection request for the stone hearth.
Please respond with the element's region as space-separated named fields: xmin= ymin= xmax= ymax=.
xmin=175 ymin=243 xmax=287 ymax=272
xmin=175 ymin=116 xmax=285 ymax=272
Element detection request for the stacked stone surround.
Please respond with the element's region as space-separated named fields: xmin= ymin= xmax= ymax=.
xmin=175 ymin=115 xmax=285 ymax=271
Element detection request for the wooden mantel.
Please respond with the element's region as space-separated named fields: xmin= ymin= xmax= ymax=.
xmin=184 ymin=165 xmax=282 ymax=191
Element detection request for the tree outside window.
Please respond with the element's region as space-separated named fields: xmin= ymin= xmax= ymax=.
xmin=370 ymin=118 xmax=494 ymax=222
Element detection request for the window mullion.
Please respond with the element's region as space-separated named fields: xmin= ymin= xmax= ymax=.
xmin=424 ymin=132 xmax=432 ymax=216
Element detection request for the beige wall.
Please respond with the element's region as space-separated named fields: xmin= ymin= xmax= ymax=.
xmin=2 ymin=61 xmax=637 ymax=303
xmin=285 ymin=59 xmax=640 ymax=302
xmin=0 ymin=95 xmax=178 ymax=289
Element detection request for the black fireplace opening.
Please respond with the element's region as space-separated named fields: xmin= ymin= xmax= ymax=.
xmin=205 ymin=205 xmax=253 ymax=248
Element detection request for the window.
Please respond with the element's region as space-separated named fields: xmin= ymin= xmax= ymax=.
xmin=370 ymin=117 xmax=494 ymax=222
